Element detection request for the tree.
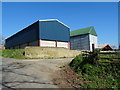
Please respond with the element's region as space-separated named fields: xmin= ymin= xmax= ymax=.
xmin=111 ymin=45 xmax=117 ymax=49
xmin=0 ymin=35 xmax=5 ymax=47
xmin=119 ymin=43 xmax=120 ymax=50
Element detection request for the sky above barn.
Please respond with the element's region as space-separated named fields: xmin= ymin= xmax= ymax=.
xmin=2 ymin=2 xmax=118 ymax=48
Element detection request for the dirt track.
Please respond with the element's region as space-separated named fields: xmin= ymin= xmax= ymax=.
xmin=1 ymin=57 xmax=74 ymax=89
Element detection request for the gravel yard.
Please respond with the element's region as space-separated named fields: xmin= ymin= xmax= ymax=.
xmin=1 ymin=57 xmax=73 ymax=89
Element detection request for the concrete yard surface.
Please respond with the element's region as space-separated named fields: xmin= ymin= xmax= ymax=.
xmin=1 ymin=57 xmax=73 ymax=89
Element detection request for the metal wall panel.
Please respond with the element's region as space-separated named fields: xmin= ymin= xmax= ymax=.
xmin=40 ymin=40 xmax=56 ymax=47
xmin=5 ymin=21 xmax=39 ymax=48
xmin=70 ymin=34 xmax=90 ymax=50
xmin=39 ymin=21 xmax=70 ymax=42
xmin=29 ymin=40 xmax=39 ymax=46
xmin=89 ymin=34 xmax=98 ymax=51
xmin=14 ymin=45 xmax=19 ymax=49
xmin=57 ymin=41 xmax=68 ymax=48
xmin=20 ymin=43 xmax=28 ymax=49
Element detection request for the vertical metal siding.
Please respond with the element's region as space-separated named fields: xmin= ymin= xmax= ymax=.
xmin=39 ymin=21 xmax=70 ymax=42
xmin=5 ymin=21 xmax=39 ymax=48
xmin=70 ymin=34 xmax=90 ymax=50
xmin=89 ymin=34 xmax=98 ymax=51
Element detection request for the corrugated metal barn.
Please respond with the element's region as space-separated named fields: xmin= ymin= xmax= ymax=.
xmin=70 ymin=26 xmax=98 ymax=51
xmin=5 ymin=19 xmax=70 ymax=49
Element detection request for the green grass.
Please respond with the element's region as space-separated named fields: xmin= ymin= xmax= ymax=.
xmin=100 ymin=53 xmax=120 ymax=61
xmin=1 ymin=49 xmax=27 ymax=59
xmin=0 ymin=49 xmax=73 ymax=59
xmin=100 ymin=54 xmax=118 ymax=58
xmin=70 ymin=53 xmax=120 ymax=88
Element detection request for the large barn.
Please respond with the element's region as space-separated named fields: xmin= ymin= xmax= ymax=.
xmin=70 ymin=26 xmax=98 ymax=51
xmin=5 ymin=19 xmax=70 ymax=49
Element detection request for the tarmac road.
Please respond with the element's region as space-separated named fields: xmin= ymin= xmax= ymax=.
xmin=1 ymin=57 xmax=72 ymax=89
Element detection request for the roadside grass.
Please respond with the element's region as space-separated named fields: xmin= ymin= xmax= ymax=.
xmin=1 ymin=49 xmax=27 ymax=59
xmin=70 ymin=50 xmax=120 ymax=88
xmin=1 ymin=49 xmax=75 ymax=59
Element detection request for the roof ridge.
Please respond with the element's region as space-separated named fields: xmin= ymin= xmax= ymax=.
xmin=70 ymin=26 xmax=97 ymax=37
xmin=71 ymin=26 xmax=92 ymax=32
xmin=39 ymin=19 xmax=70 ymax=28
xmin=89 ymin=26 xmax=93 ymax=33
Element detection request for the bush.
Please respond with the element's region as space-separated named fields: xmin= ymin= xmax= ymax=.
xmin=70 ymin=49 xmax=120 ymax=88
xmin=69 ymin=55 xmax=83 ymax=73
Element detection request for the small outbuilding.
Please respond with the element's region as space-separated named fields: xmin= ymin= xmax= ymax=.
xmin=0 ymin=46 xmax=5 ymax=50
xmin=70 ymin=26 xmax=98 ymax=51
xmin=5 ymin=19 xmax=70 ymax=49
xmin=98 ymin=44 xmax=113 ymax=51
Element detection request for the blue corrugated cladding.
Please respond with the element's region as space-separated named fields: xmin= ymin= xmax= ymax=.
xmin=5 ymin=21 xmax=39 ymax=48
xmin=39 ymin=21 xmax=70 ymax=42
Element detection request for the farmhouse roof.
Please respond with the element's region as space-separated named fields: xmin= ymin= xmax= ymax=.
xmin=98 ymin=44 xmax=113 ymax=51
xmin=70 ymin=26 xmax=97 ymax=37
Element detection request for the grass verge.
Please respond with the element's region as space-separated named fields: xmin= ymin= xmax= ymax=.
xmin=1 ymin=49 xmax=75 ymax=59
xmin=70 ymin=51 xmax=120 ymax=88
xmin=1 ymin=49 xmax=27 ymax=59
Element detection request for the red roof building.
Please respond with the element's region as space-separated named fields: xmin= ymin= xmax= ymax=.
xmin=0 ymin=46 xmax=5 ymax=50
xmin=98 ymin=44 xmax=113 ymax=51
